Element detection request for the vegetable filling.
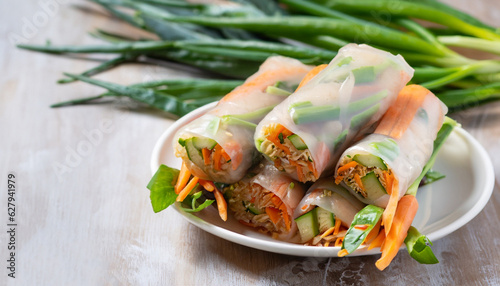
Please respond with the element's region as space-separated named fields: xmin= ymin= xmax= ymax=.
xmin=259 ymin=123 xmax=317 ymax=183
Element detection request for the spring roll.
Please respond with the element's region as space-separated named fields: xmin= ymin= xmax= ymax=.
xmin=222 ymin=162 xmax=306 ymax=242
xmin=293 ymin=178 xmax=365 ymax=245
xmin=174 ymin=56 xmax=313 ymax=183
xmin=254 ymin=44 xmax=414 ymax=183
xmin=334 ymin=85 xmax=448 ymax=208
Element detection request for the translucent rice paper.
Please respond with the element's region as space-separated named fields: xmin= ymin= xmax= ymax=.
xmin=231 ymin=162 xmax=306 ymax=241
xmin=255 ymin=44 xmax=414 ymax=181
xmin=294 ymin=178 xmax=365 ymax=227
xmin=174 ymin=56 xmax=313 ymax=183
xmin=337 ymin=91 xmax=448 ymax=207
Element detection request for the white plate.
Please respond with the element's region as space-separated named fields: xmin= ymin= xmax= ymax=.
xmin=150 ymin=102 xmax=495 ymax=257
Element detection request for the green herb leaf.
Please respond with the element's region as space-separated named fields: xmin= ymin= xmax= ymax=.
xmin=342 ymin=205 xmax=384 ymax=254
xmin=421 ymin=169 xmax=445 ymax=186
xmin=405 ymin=226 xmax=439 ymax=264
xmin=180 ymin=191 xmax=215 ymax=213
xmin=147 ymin=164 xmax=180 ymax=213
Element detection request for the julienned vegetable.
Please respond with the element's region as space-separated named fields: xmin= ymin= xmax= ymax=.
xmin=255 ymin=44 xmax=413 ymax=183
xmin=174 ymin=56 xmax=312 ymax=184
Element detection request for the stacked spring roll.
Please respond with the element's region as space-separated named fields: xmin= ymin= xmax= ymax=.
xmin=254 ymin=44 xmax=414 ymax=183
xmin=222 ymin=162 xmax=306 ymax=241
xmin=174 ymin=56 xmax=313 ymax=183
xmin=334 ymin=85 xmax=448 ymax=209
xmin=293 ymin=179 xmax=365 ymax=245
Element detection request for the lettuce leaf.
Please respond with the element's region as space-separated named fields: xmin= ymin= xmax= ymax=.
xmin=147 ymin=164 xmax=180 ymax=213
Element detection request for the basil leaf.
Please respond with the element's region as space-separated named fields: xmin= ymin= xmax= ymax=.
xmin=147 ymin=164 xmax=180 ymax=213
xmin=405 ymin=226 xmax=439 ymax=264
xmin=342 ymin=205 xmax=384 ymax=254
xmin=180 ymin=191 xmax=215 ymax=213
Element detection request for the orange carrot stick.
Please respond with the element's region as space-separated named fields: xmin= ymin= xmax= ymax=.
xmin=375 ymin=85 xmax=429 ymax=139
xmin=333 ymin=217 xmax=342 ymax=236
xmin=266 ymin=207 xmax=281 ymax=225
xmin=221 ymin=149 xmax=231 ymax=162
xmin=364 ymin=218 xmax=382 ymax=245
xmin=213 ymin=188 xmax=228 ymax=221
xmin=337 ymin=161 xmax=359 ymax=174
xmin=198 ymin=179 xmax=215 ymax=192
xmin=367 ymin=229 xmax=386 ymax=250
xmin=382 ymin=179 xmax=399 ymax=235
xmin=296 ymin=64 xmax=328 ymax=90
xmin=176 ymin=176 xmax=199 ymax=202
xmin=202 ymin=148 xmax=211 ymax=166
xmin=375 ymin=195 xmax=419 ymax=271
xmin=174 ymin=162 xmax=191 ymax=194
xmin=213 ymin=144 xmax=222 ymax=171
xmin=354 ymin=173 xmax=365 ymax=192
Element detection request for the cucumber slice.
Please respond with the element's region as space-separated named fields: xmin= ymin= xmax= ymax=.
xmin=192 ymin=137 xmax=217 ymax=150
xmin=265 ymin=85 xmax=292 ymax=96
xmin=184 ymin=138 xmax=205 ymax=168
xmin=247 ymin=204 xmax=262 ymax=215
xmin=287 ymin=134 xmax=308 ymax=150
xmin=295 ymin=208 xmax=319 ymax=243
xmin=361 ymin=172 xmax=387 ymax=199
xmin=317 ymin=207 xmax=335 ymax=233
xmin=353 ymin=154 xmax=387 ymax=170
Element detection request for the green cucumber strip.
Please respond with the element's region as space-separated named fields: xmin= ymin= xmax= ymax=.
xmin=221 ymin=115 xmax=257 ymax=129
xmin=342 ymin=205 xmax=384 ymax=254
xmin=192 ymin=137 xmax=217 ymax=150
xmin=266 ymin=85 xmax=292 ymax=96
xmin=353 ymin=154 xmax=387 ymax=170
xmin=336 ymin=56 xmax=353 ymax=67
xmin=288 ymin=100 xmax=313 ymax=112
xmin=352 ymin=66 xmax=376 ymax=84
xmin=360 ymin=172 xmax=387 ymax=201
xmin=404 ymin=226 xmax=439 ymax=264
xmin=207 ymin=117 xmax=220 ymax=136
xmin=178 ymin=138 xmax=186 ymax=147
xmin=370 ymin=138 xmax=399 ymax=162
xmin=184 ymin=138 xmax=205 ymax=168
xmin=226 ymin=106 xmax=274 ymax=122
xmin=317 ymin=207 xmax=335 ymax=233
xmin=291 ymin=90 xmax=388 ymax=125
xmin=147 ymin=164 xmax=180 ymax=213
xmin=349 ymin=103 xmax=380 ymax=130
xmin=295 ymin=207 xmax=319 ymax=243
xmin=287 ymin=134 xmax=308 ymax=150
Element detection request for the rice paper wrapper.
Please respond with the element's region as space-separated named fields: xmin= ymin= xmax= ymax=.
xmin=294 ymin=178 xmax=365 ymax=227
xmin=228 ymin=162 xmax=306 ymax=241
xmin=174 ymin=56 xmax=313 ymax=183
xmin=255 ymin=44 xmax=414 ymax=181
xmin=337 ymin=91 xmax=448 ymax=207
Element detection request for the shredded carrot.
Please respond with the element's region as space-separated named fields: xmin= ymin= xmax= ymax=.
xmin=296 ymin=64 xmax=328 ymax=90
xmin=338 ymin=249 xmax=349 ymax=257
xmin=337 ymin=161 xmax=359 ymax=174
xmin=335 ymin=237 xmax=344 ymax=247
xmin=198 ymin=179 xmax=215 ymax=192
xmin=333 ymin=218 xmax=342 ymax=236
xmin=221 ymin=149 xmax=231 ymax=162
xmin=212 ymin=144 xmax=223 ymax=171
xmin=354 ymin=224 xmax=369 ymax=231
xmin=367 ymin=230 xmax=386 ymax=250
xmin=176 ymin=176 xmax=199 ymax=202
xmin=266 ymin=125 xmax=292 ymax=155
xmin=307 ymin=160 xmax=318 ymax=180
xmin=383 ymin=171 xmax=394 ymax=195
xmin=279 ymin=204 xmax=291 ymax=231
xmin=174 ymin=162 xmax=191 ymax=195
xmin=375 ymin=85 xmax=429 ymax=139
xmin=364 ymin=218 xmax=382 ymax=245
xmin=266 ymin=207 xmax=281 ymax=225
xmin=213 ymin=188 xmax=227 ymax=221
xmin=376 ymin=195 xmax=419 ymax=271
xmin=382 ymin=179 xmax=399 ymax=236
xmin=321 ymin=227 xmax=335 ymax=239
xmin=271 ymin=195 xmax=283 ymax=208
xmin=250 ymin=197 xmax=256 ymax=204
xmin=334 ymin=175 xmax=344 ymax=185
xmin=239 ymin=220 xmax=254 ymax=227
xmin=354 ymin=173 xmax=365 ymax=192
xmin=274 ymin=159 xmax=282 ymax=169
xmin=324 ymin=241 xmax=331 ymax=247
xmin=301 ymin=204 xmax=309 ymax=211
xmin=201 ymin=148 xmax=211 ymax=165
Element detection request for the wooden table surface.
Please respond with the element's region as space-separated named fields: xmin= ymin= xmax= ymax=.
xmin=2 ymin=0 xmax=499 ymax=285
